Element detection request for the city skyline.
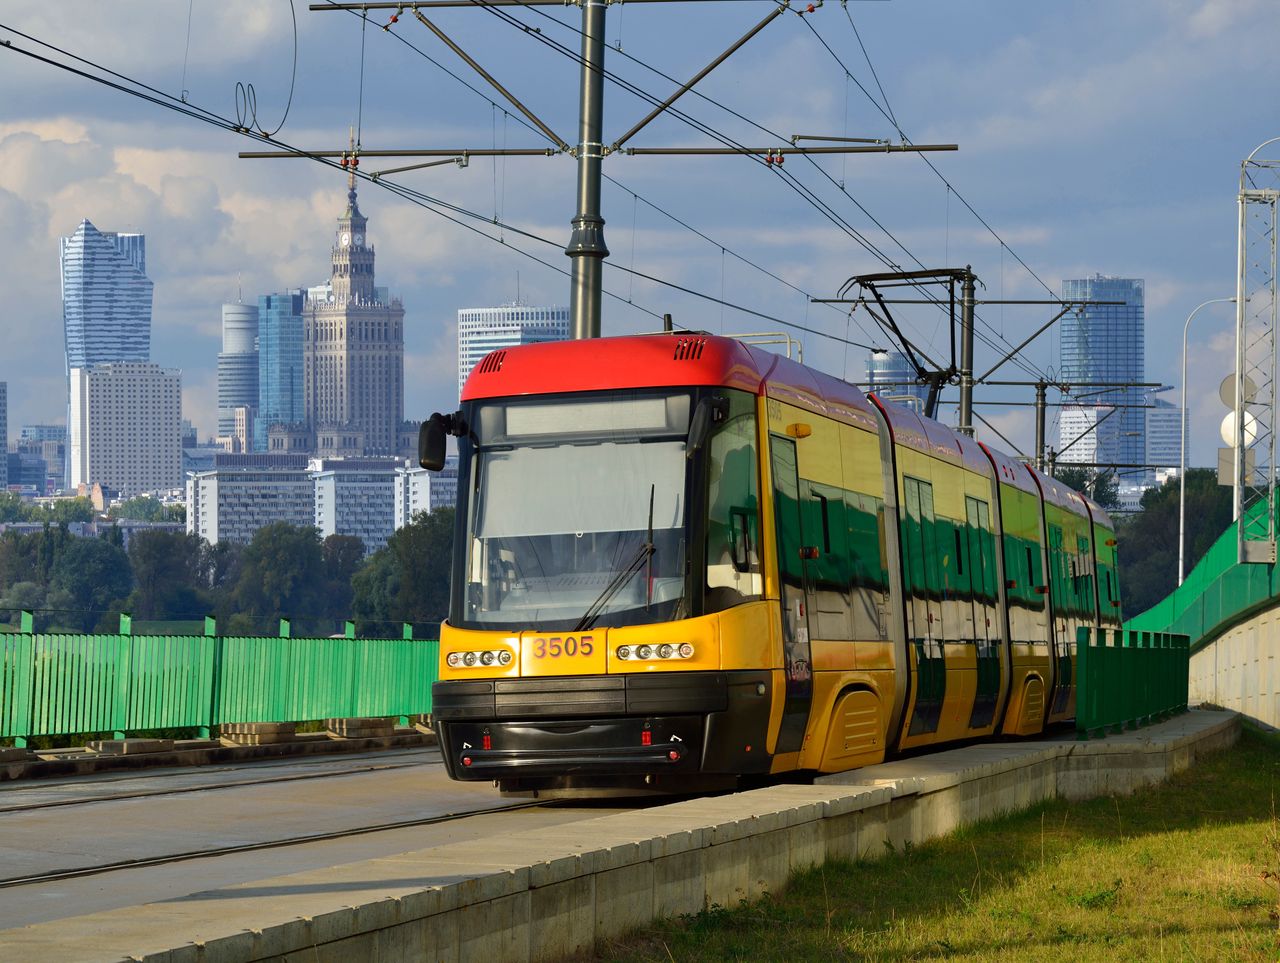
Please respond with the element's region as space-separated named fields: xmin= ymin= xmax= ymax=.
xmin=0 ymin=3 xmax=1275 ymax=467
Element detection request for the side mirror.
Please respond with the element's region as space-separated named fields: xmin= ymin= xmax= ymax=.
xmin=686 ymin=395 xmax=729 ymax=459
xmin=419 ymin=413 xmax=450 ymax=471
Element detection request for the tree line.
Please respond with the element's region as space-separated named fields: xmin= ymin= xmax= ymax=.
xmin=0 ymin=509 xmax=455 ymax=638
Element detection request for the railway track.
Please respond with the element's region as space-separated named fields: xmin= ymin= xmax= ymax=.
xmin=0 ymin=797 xmax=547 ymax=890
xmin=0 ymin=749 xmax=439 ymax=813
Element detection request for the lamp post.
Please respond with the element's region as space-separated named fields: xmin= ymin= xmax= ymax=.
xmin=1180 ymin=297 xmax=1236 ymax=584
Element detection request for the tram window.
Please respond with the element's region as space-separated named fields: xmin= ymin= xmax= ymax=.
xmin=954 ymin=528 xmax=964 ymax=577
xmin=705 ymin=390 xmax=761 ymax=612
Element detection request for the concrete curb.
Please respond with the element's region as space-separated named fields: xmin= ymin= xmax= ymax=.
xmin=0 ymin=709 xmax=1240 ymax=962
xmin=1 ymin=730 xmax=438 ymax=783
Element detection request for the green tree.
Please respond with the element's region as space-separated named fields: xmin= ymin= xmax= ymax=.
xmin=1115 ymin=469 xmax=1233 ymax=618
xmin=126 ymin=530 xmax=209 ymax=620
xmin=37 ymin=498 xmax=96 ymax=524
xmin=223 ymin=523 xmax=326 ymax=634
xmin=0 ymin=492 xmax=30 ymax=523
xmin=1055 ymin=466 xmax=1121 ymax=512
xmin=49 ymin=536 xmax=133 ymax=632
xmin=110 ymin=496 xmax=167 ymax=522
xmin=321 ymin=534 xmax=365 ymax=622
xmin=0 ymin=581 xmax=43 ymax=627
xmin=351 ymin=509 xmax=454 ymax=635
xmin=352 ymin=547 xmax=399 ymax=636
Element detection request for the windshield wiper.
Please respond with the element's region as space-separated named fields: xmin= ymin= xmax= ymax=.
xmin=573 ymin=486 xmax=656 ymax=633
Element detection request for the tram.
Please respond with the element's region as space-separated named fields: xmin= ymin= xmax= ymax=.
xmin=420 ymin=333 xmax=1121 ymax=794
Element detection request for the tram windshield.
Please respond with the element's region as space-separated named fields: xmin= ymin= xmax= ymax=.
xmin=458 ymin=390 xmax=693 ymax=630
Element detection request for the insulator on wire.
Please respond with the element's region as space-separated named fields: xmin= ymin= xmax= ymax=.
xmin=777 ymin=152 xmax=785 ymax=166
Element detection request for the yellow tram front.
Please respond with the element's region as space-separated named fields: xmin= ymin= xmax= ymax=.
xmin=428 ymin=336 xmax=781 ymax=794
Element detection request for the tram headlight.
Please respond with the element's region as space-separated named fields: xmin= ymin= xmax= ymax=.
xmin=678 ymin=643 xmax=695 ymax=659
xmin=616 ymin=645 xmax=632 ymax=660
xmin=657 ymin=643 xmax=673 ymax=659
xmin=447 ymin=648 xmax=514 ymax=670
xmin=636 ymin=644 xmax=653 ymax=660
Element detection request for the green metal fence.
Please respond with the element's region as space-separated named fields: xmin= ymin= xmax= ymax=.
xmin=1124 ymin=497 xmax=1278 ymax=651
xmin=1076 ymin=626 xmax=1190 ymax=738
xmin=0 ymin=613 xmax=439 ymax=747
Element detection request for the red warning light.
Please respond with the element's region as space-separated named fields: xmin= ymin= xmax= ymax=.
xmin=482 ymin=734 xmax=491 ymax=750
xmin=462 ymin=756 xmax=472 ymax=767
xmin=668 ymin=750 xmax=679 ymax=761
xmin=641 ymin=731 xmax=652 ymax=746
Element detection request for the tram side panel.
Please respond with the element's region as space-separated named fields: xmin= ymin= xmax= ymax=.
xmin=763 ymin=396 xmax=897 ymax=774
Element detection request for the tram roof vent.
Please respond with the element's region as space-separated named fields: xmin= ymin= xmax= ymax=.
xmin=673 ymin=337 xmax=707 ymax=361
xmin=476 ymin=350 xmax=507 ymax=375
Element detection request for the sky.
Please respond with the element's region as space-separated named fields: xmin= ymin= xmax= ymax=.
xmin=0 ymin=0 xmax=1276 ymax=470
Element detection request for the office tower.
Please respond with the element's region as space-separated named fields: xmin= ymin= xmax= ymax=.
xmin=312 ymin=457 xmax=401 ymax=554
xmin=256 ymin=290 xmax=306 ymax=450
xmin=1146 ymin=391 xmax=1184 ymax=486
xmin=186 ymin=453 xmax=314 ymax=544
xmin=218 ymin=302 xmax=259 ymax=436
xmin=19 ymin=426 xmax=66 ymax=493
xmin=865 ymin=349 xmax=929 ymax=412
xmin=303 ymin=176 xmax=405 ymax=455
xmin=0 ymin=382 xmax=6 ymax=489
xmin=60 ymin=221 xmax=153 ymax=370
xmin=1057 ymin=276 xmax=1144 ymax=469
xmin=457 ymin=304 xmax=569 ymax=399
xmin=68 ymin=362 xmax=182 ymax=495
xmin=394 ymin=455 xmax=458 ymax=529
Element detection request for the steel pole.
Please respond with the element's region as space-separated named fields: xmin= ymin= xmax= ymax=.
xmin=1034 ymin=381 xmax=1047 ymax=473
xmin=567 ymin=0 xmax=609 ymax=340
xmin=1180 ymin=297 xmax=1234 ymax=584
xmin=957 ymin=266 xmax=976 ymax=437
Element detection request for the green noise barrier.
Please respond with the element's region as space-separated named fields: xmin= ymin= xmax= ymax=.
xmin=0 ymin=613 xmax=439 ymax=748
xmin=1075 ymin=626 xmax=1189 ymax=739
xmin=1124 ymin=497 xmax=1280 ymax=651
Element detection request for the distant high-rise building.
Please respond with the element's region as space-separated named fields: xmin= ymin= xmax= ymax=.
xmin=18 ymin=426 xmax=66 ymax=493
xmin=457 ymin=304 xmax=569 ymax=399
xmin=0 ymin=382 xmax=7 ymax=490
xmin=256 ymin=290 xmax=305 ymax=450
xmin=68 ymin=362 xmax=182 ymax=496
xmin=303 ymin=175 xmax=405 ymax=455
xmin=1146 ymin=390 xmax=1184 ymax=486
xmin=186 ymin=453 xmax=314 ymax=545
xmin=60 ymin=221 xmax=154 ymax=487
xmin=1057 ymin=276 xmax=1144 ymax=469
xmin=394 ymin=456 xmax=458 ymax=529
xmin=218 ymin=302 xmax=259 ymax=437
xmin=312 ymin=457 xmax=401 ymax=554
xmin=865 ymin=349 xmax=928 ymax=412
xmin=60 ymin=221 xmax=152 ymax=371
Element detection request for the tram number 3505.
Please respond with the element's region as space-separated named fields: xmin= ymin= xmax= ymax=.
xmin=530 ymin=636 xmax=595 ymax=659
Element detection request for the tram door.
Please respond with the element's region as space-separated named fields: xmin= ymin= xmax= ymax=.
xmin=770 ymin=436 xmax=814 ymax=754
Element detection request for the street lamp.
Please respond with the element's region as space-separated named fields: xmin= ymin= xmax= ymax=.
xmin=1180 ymin=297 xmax=1236 ymax=585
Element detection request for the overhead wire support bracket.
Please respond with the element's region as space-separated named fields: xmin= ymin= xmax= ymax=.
xmin=239 ymin=147 xmax=557 ymax=158
xmin=410 ymin=8 xmax=571 ymax=152
xmin=608 ymin=2 xmax=787 ymax=154
xmin=621 ymin=143 xmax=957 ymax=156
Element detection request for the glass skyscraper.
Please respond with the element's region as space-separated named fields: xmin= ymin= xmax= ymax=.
xmin=218 ymin=302 xmax=259 ymax=437
xmin=255 ymin=291 xmax=305 ymax=451
xmin=1057 ymin=276 xmax=1145 ymax=470
xmin=865 ymin=349 xmax=929 ymax=412
xmin=60 ymin=220 xmax=153 ymax=370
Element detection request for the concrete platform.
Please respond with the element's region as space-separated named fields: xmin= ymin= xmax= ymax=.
xmin=0 ymin=709 xmax=1239 ymax=963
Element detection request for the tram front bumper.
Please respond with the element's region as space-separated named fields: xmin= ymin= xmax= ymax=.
xmin=431 ymin=670 xmax=772 ymax=781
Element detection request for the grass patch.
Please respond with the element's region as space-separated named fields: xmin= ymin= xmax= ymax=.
xmin=597 ymin=724 xmax=1280 ymax=961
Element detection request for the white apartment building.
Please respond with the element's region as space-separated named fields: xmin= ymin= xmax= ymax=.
xmin=457 ymin=304 xmax=569 ymax=399
xmin=69 ymin=362 xmax=181 ymax=496
xmin=394 ymin=456 xmax=458 ymax=529
xmin=186 ymin=455 xmax=314 ymax=545
xmin=312 ymin=457 xmax=400 ymax=554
